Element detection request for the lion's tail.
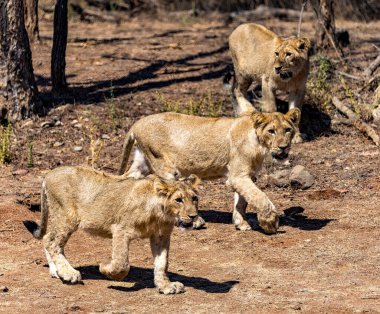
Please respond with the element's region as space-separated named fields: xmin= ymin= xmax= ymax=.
xmin=118 ymin=131 xmax=135 ymax=175
xmin=23 ymin=181 xmax=48 ymax=239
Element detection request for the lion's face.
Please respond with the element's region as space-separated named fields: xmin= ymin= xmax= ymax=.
xmin=154 ymin=175 xmax=200 ymax=229
xmin=252 ymin=108 xmax=301 ymax=160
xmin=273 ymin=37 xmax=310 ymax=81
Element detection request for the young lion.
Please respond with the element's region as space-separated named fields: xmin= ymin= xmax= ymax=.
xmin=229 ymin=23 xmax=310 ymax=142
xmin=119 ymin=109 xmax=300 ymax=234
xmin=23 ymin=166 xmax=200 ymax=294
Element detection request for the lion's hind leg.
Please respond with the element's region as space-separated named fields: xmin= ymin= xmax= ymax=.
xmin=126 ymin=148 xmax=151 ymax=179
xmin=232 ymin=192 xmax=252 ymax=231
xmin=43 ymin=202 xmax=81 ymax=284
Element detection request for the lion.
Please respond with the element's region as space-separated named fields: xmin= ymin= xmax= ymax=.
xmin=229 ymin=23 xmax=310 ymax=142
xmin=23 ymin=166 xmax=200 ymax=294
xmin=118 ymin=109 xmax=301 ymax=234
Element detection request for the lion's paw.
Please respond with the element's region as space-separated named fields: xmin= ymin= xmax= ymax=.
xmin=158 ymin=281 xmax=185 ymax=295
xmin=58 ymin=269 xmax=82 ymax=284
xmin=257 ymin=210 xmax=279 ymax=234
xmin=99 ymin=263 xmax=130 ymax=281
xmin=192 ymin=215 xmax=206 ymax=229
xmin=234 ymin=221 xmax=252 ymax=231
xmin=292 ymin=132 xmax=304 ymax=144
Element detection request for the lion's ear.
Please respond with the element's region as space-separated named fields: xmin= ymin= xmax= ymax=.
xmin=285 ymin=108 xmax=301 ymax=126
xmin=186 ymin=174 xmax=201 ymax=189
xmin=154 ymin=178 xmax=170 ymax=197
xmin=297 ymin=38 xmax=310 ymax=51
xmin=251 ymin=112 xmax=270 ymax=129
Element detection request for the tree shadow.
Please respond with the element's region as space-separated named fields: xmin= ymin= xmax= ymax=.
xmin=198 ymin=208 xmax=333 ymax=232
xmin=77 ymin=265 xmax=238 ymax=294
xmin=40 ymin=44 xmax=229 ymax=110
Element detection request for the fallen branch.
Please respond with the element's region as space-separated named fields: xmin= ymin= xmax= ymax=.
xmin=364 ymin=54 xmax=380 ymax=78
xmin=337 ymin=71 xmax=363 ymax=81
xmin=332 ymin=97 xmax=379 ymax=146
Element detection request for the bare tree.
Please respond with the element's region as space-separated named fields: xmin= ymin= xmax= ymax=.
xmin=0 ymin=0 xmax=42 ymax=122
xmin=51 ymin=0 xmax=68 ymax=94
xmin=24 ymin=0 xmax=40 ymax=42
xmin=310 ymin=0 xmax=343 ymax=57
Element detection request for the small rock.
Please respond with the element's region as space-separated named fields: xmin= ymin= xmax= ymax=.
xmin=268 ymin=169 xmax=291 ymax=187
xmin=69 ymin=305 xmax=81 ymax=311
xmin=71 ymin=119 xmax=79 ymax=125
xmin=101 ymin=134 xmax=110 ymax=140
xmin=290 ymin=165 xmax=314 ymax=189
xmin=12 ymin=169 xmax=28 ymax=176
xmin=73 ymin=123 xmax=83 ymax=129
xmin=73 ymin=146 xmax=83 ymax=152
xmin=53 ymin=141 xmax=64 ymax=148
xmin=0 ymin=286 xmax=9 ymax=293
xmin=40 ymin=120 xmax=54 ymax=128
xmin=54 ymin=120 xmax=63 ymax=127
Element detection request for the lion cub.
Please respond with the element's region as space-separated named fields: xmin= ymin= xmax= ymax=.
xmin=119 ymin=109 xmax=300 ymax=234
xmin=229 ymin=23 xmax=310 ymax=141
xmin=24 ymin=166 xmax=200 ymax=294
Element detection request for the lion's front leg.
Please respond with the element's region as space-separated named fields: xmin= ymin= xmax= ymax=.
xmin=261 ymin=77 xmax=277 ymax=113
xmin=289 ymin=89 xmax=305 ymax=143
xmin=230 ymin=175 xmax=279 ymax=234
xmin=150 ymin=234 xmax=184 ymax=295
xmin=99 ymin=226 xmax=131 ymax=281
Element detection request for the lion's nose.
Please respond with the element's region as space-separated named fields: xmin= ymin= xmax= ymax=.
xmin=188 ymin=213 xmax=198 ymax=219
xmin=275 ymin=66 xmax=282 ymax=74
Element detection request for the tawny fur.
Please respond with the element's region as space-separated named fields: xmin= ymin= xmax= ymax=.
xmin=229 ymin=23 xmax=310 ymax=142
xmin=24 ymin=166 xmax=200 ymax=295
xmin=119 ymin=109 xmax=300 ymax=234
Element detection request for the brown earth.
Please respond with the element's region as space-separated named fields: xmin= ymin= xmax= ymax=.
xmin=0 ymin=13 xmax=380 ymax=314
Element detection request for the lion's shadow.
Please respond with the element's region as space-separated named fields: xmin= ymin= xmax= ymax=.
xmin=199 ymin=208 xmax=333 ymax=232
xmin=77 ymin=265 xmax=238 ymax=294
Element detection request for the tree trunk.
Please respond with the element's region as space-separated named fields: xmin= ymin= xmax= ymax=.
xmin=51 ymin=0 xmax=68 ymax=94
xmin=24 ymin=0 xmax=39 ymax=42
xmin=0 ymin=0 xmax=42 ymax=122
xmin=310 ymin=0 xmax=343 ymax=57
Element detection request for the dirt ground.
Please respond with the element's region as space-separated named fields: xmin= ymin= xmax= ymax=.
xmin=1 ymin=12 xmax=380 ymax=314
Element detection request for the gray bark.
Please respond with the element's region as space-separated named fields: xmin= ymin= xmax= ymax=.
xmin=0 ymin=0 xmax=42 ymax=121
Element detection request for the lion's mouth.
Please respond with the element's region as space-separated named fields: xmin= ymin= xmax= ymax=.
xmin=271 ymin=151 xmax=289 ymax=160
xmin=176 ymin=218 xmax=194 ymax=229
xmin=279 ymin=71 xmax=293 ymax=80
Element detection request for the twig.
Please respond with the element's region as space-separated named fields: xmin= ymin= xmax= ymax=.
xmin=357 ymin=74 xmax=380 ymax=92
xmin=332 ymin=97 xmax=379 ymax=146
xmin=372 ymin=44 xmax=380 ymax=52
xmin=337 ymin=71 xmax=363 ymax=81
xmin=297 ymin=0 xmax=307 ymax=37
xmin=364 ymin=54 xmax=380 ymax=78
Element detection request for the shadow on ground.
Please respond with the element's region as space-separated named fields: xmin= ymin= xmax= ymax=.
xmin=199 ymin=209 xmax=334 ymax=232
xmin=77 ymin=265 xmax=238 ymax=293
xmin=38 ymin=44 xmax=229 ymax=111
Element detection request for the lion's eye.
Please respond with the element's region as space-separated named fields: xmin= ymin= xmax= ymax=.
xmin=285 ymin=128 xmax=292 ymax=133
xmin=268 ymin=129 xmax=276 ymax=135
xmin=285 ymin=52 xmax=292 ymax=57
xmin=175 ymin=198 xmax=184 ymax=203
xmin=275 ymin=52 xmax=279 ymax=57
xmin=192 ymin=196 xmax=198 ymax=203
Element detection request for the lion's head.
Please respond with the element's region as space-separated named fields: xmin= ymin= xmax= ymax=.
xmin=252 ymin=108 xmax=301 ymax=160
xmin=273 ymin=37 xmax=310 ymax=81
xmin=154 ymin=175 xmax=201 ymax=229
